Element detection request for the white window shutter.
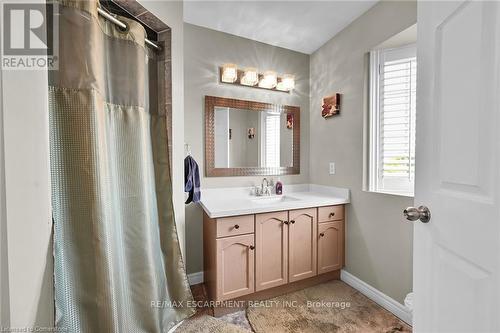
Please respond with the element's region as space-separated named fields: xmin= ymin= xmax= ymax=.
xmin=369 ymin=45 xmax=416 ymax=196
xmin=260 ymin=111 xmax=281 ymax=168
xmin=264 ymin=113 xmax=280 ymax=168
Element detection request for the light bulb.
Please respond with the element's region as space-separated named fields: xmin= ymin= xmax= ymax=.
xmin=259 ymin=71 xmax=277 ymax=89
xmin=281 ymin=74 xmax=295 ymax=91
xmin=241 ymin=67 xmax=258 ymax=86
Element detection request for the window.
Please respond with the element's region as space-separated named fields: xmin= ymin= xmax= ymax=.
xmin=260 ymin=111 xmax=281 ymax=167
xmin=368 ymin=45 xmax=416 ymax=196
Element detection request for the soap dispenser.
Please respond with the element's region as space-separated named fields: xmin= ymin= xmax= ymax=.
xmin=275 ymin=178 xmax=283 ymax=195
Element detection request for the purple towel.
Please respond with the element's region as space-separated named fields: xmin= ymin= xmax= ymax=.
xmin=184 ymin=155 xmax=201 ymax=204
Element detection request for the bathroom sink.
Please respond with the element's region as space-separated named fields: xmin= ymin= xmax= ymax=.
xmin=250 ymin=195 xmax=299 ymax=205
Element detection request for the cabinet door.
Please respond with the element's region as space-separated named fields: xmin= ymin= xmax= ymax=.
xmin=288 ymin=208 xmax=317 ymax=282
xmin=216 ymin=234 xmax=255 ymax=300
xmin=318 ymin=221 xmax=343 ymax=274
xmin=255 ymin=211 xmax=288 ymax=291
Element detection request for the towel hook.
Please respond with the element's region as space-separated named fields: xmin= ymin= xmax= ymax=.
xmin=184 ymin=143 xmax=192 ymax=156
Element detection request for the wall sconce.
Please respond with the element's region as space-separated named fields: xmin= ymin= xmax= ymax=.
xmin=219 ymin=65 xmax=295 ymax=93
xmin=221 ymin=63 xmax=238 ymax=83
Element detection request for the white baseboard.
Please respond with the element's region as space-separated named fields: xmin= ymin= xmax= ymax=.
xmin=340 ymin=269 xmax=412 ymax=325
xmin=187 ymin=271 xmax=204 ymax=285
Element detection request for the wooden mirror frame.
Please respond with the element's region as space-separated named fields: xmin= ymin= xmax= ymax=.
xmin=205 ymin=96 xmax=300 ymax=177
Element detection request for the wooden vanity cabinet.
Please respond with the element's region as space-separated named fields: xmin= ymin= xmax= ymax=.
xmin=216 ymin=234 xmax=255 ymax=300
xmin=255 ymin=211 xmax=289 ymax=291
xmin=288 ymin=208 xmax=317 ymax=282
xmin=318 ymin=221 xmax=344 ymax=274
xmin=318 ymin=205 xmax=345 ymax=274
xmin=203 ymin=204 xmax=345 ymax=303
xmin=203 ymin=214 xmax=256 ymax=301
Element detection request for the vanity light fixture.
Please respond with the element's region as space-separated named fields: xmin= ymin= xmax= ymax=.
xmin=241 ymin=67 xmax=259 ymax=86
xmin=219 ymin=65 xmax=295 ymax=93
xmin=221 ymin=63 xmax=238 ymax=83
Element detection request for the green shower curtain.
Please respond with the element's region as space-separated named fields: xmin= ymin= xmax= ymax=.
xmin=49 ymin=1 xmax=195 ymax=332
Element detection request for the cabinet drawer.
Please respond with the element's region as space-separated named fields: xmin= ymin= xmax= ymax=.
xmin=318 ymin=205 xmax=344 ymax=222
xmin=216 ymin=215 xmax=254 ymax=238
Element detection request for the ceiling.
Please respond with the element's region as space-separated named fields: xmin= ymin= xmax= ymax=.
xmin=183 ymin=1 xmax=378 ymax=54
xmin=374 ymin=24 xmax=417 ymax=50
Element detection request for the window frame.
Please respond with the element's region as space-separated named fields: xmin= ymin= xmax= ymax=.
xmin=368 ymin=44 xmax=416 ymax=197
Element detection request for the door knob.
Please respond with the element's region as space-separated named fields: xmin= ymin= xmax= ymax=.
xmin=404 ymin=206 xmax=431 ymax=223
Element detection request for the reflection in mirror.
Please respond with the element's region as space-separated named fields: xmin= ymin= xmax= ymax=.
xmin=214 ymin=107 xmax=293 ymax=168
xmin=205 ymin=96 xmax=300 ymax=177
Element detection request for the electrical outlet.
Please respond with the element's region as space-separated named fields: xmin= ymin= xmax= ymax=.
xmin=329 ymin=162 xmax=336 ymax=175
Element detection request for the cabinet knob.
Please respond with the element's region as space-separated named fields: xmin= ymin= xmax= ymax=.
xmin=319 ymin=233 xmax=325 ymax=237
xmin=234 ymin=224 xmax=240 ymax=229
xmin=249 ymin=245 xmax=255 ymax=250
xmin=290 ymin=220 xmax=295 ymax=224
xmin=329 ymin=212 xmax=335 ymax=218
xmin=283 ymin=221 xmax=289 ymax=225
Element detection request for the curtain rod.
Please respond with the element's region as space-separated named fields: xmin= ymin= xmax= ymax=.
xmin=97 ymin=7 xmax=161 ymax=51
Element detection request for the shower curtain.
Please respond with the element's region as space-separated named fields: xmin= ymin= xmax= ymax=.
xmin=49 ymin=1 xmax=195 ymax=332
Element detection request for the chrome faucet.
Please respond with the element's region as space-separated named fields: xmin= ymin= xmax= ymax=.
xmin=261 ymin=178 xmax=269 ymax=192
xmin=255 ymin=178 xmax=272 ymax=196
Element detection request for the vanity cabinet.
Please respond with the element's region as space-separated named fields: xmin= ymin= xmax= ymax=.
xmin=203 ymin=204 xmax=345 ymax=303
xmin=255 ymin=211 xmax=288 ymax=291
xmin=203 ymin=214 xmax=255 ymax=301
xmin=288 ymin=208 xmax=317 ymax=282
xmin=216 ymin=234 xmax=255 ymax=300
xmin=318 ymin=205 xmax=345 ymax=274
xmin=318 ymin=221 xmax=344 ymax=274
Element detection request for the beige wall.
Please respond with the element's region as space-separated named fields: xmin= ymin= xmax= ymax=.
xmin=184 ymin=23 xmax=310 ymax=273
xmin=227 ymin=110 xmax=257 ymax=167
xmin=0 ymin=0 xmax=53 ymax=326
xmin=309 ymin=0 xmax=416 ymax=303
xmin=1 ymin=63 xmax=54 ymax=328
xmin=0 ymin=53 xmax=8 ymax=327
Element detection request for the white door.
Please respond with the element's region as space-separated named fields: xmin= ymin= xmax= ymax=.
xmin=413 ymin=1 xmax=500 ymax=332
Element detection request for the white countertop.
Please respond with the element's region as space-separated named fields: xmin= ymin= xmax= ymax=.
xmin=199 ymin=184 xmax=350 ymax=218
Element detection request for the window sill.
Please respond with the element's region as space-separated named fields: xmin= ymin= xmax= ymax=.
xmin=364 ymin=189 xmax=414 ymax=198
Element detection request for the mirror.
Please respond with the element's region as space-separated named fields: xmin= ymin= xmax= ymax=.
xmin=214 ymin=107 xmax=293 ymax=168
xmin=205 ymin=96 xmax=300 ymax=177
